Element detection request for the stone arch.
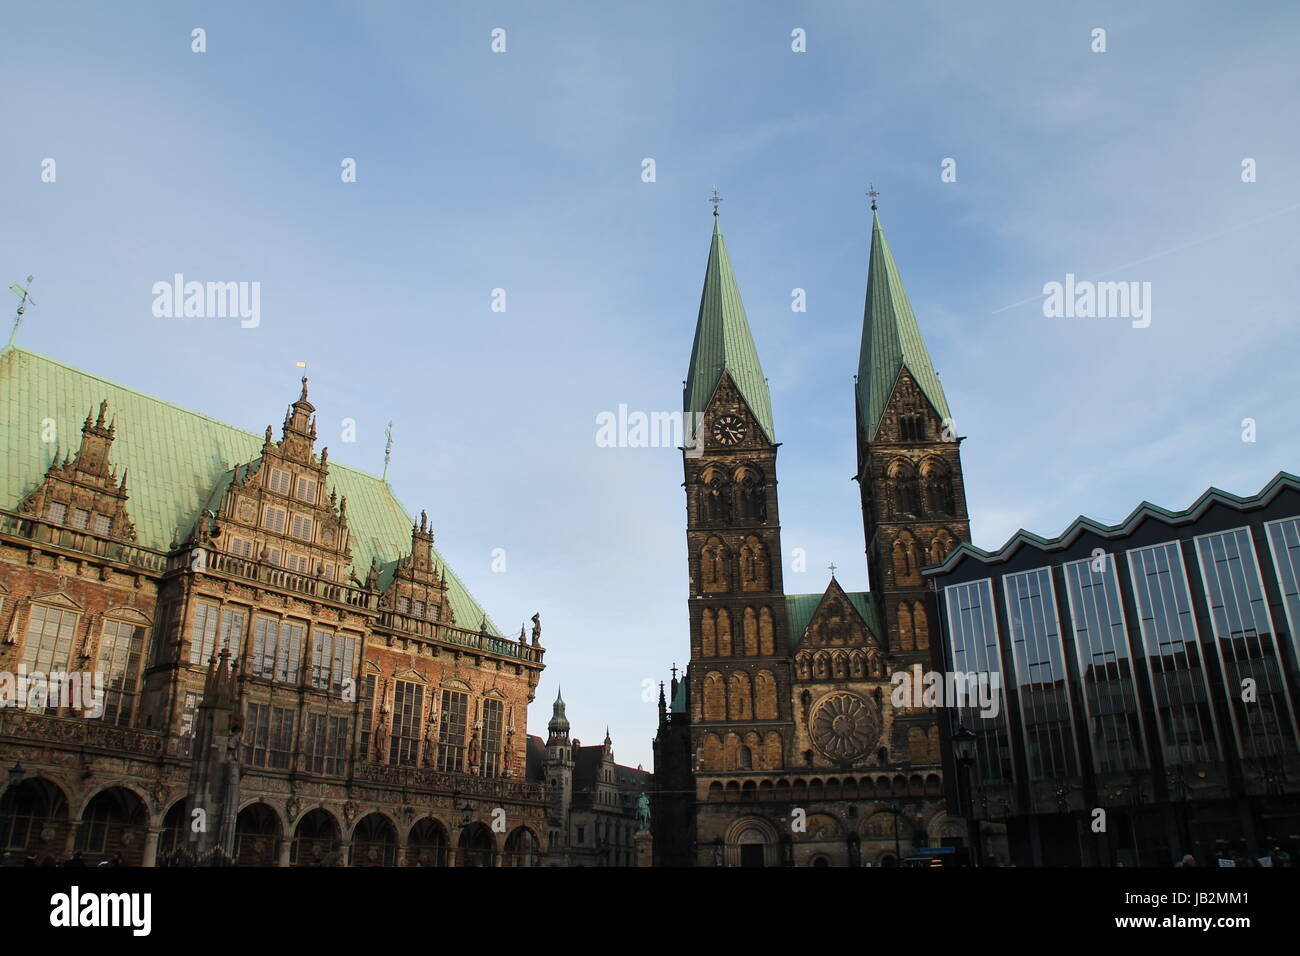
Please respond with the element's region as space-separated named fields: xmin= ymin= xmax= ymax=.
xmin=234 ymin=801 xmax=283 ymax=867
xmin=739 ymin=535 xmax=771 ymax=592
xmin=351 ymin=812 xmax=397 ymax=867
xmin=763 ymin=731 xmax=783 ymax=769
xmin=157 ymin=799 xmax=189 ymax=863
xmin=0 ymin=776 xmax=70 ymax=860
xmin=887 ymin=459 xmax=920 ymax=517
xmin=892 ymin=531 xmax=921 ymax=585
xmin=754 ymin=670 xmax=778 ymax=720
xmin=728 ymin=672 xmax=752 ymax=721
xmin=76 ymin=785 xmax=150 ymax=865
xmin=707 ymin=782 xmax=724 ymax=803
xmin=503 ymin=826 xmax=539 ymax=867
xmin=913 ymin=602 xmax=930 ymax=650
xmin=920 ymin=458 xmax=955 ymax=516
xmin=701 ymin=536 xmax=730 ymax=593
xmin=700 ymin=732 xmax=724 ymax=770
xmin=700 ymin=466 xmax=732 ymax=524
xmin=742 ymin=607 xmax=758 ymax=656
xmin=759 ymin=606 xmax=775 ymax=655
xmin=702 ymin=672 xmax=726 ymax=721
xmin=724 ymin=816 xmax=780 ymax=868
xmin=733 ymin=465 xmax=766 ymax=523
xmin=700 ymin=608 xmax=717 ymax=657
xmin=723 ymin=733 xmax=741 ymax=770
xmin=457 ymin=821 xmax=495 ymax=867
xmin=292 ymin=808 xmax=342 ymax=866
xmin=832 ymin=650 xmax=849 ymax=679
xmin=898 ymin=602 xmax=915 ymax=651
xmin=717 ymin=608 xmax=733 ymax=657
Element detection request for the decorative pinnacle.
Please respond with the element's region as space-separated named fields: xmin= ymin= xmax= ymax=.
xmin=867 ymin=182 xmax=880 ymax=211
xmin=709 ymin=185 xmax=723 ymax=217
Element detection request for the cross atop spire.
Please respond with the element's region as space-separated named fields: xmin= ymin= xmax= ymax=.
xmin=867 ymin=182 xmax=880 ymax=211
xmin=709 ymin=184 xmax=723 ymax=217
xmin=828 ymin=562 xmax=838 ymax=578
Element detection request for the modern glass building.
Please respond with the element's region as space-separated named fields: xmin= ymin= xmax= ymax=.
xmin=925 ymin=472 xmax=1300 ymax=866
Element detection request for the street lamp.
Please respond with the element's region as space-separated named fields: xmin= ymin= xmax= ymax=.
xmin=459 ymin=803 xmax=474 ymax=827
xmin=952 ymin=725 xmax=981 ymax=867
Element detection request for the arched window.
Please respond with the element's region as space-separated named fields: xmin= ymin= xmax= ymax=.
xmin=920 ymin=458 xmax=955 ymax=516
xmin=701 ymin=537 xmax=729 ymax=593
xmin=908 ymin=728 xmax=929 ymax=764
xmin=913 ymin=602 xmax=930 ymax=650
xmin=733 ymin=466 xmax=766 ymax=523
xmin=701 ymin=467 xmax=731 ymax=525
xmin=742 ymin=607 xmax=758 ymax=656
xmin=700 ymin=609 xmax=717 ymax=657
xmin=739 ymin=535 xmax=770 ymax=592
xmin=754 ymin=670 xmax=778 ymax=720
xmin=702 ymin=673 xmax=726 ymax=721
xmin=898 ymin=602 xmax=915 ymax=651
xmin=759 ymin=606 xmax=775 ymax=655
xmin=717 ymin=608 xmax=733 ymax=657
xmin=887 ymin=460 xmax=920 ymax=517
xmin=728 ymin=672 xmax=752 ymax=721
xmin=892 ymin=532 xmax=920 ymax=585
xmin=738 ymin=746 xmax=753 ymax=770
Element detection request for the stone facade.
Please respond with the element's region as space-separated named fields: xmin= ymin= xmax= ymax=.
xmin=0 ymin=351 xmax=547 ymax=866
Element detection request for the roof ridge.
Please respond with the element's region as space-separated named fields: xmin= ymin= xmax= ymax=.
xmin=5 ymin=345 xmax=388 ymax=483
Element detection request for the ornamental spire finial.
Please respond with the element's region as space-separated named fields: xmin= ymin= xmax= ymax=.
xmin=867 ymin=182 xmax=880 ymax=212
xmin=709 ymin=184 xmax=723 ymax=217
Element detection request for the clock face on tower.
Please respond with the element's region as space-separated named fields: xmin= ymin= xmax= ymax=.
xmin=712 ymin=414 xmax=746 ymax=446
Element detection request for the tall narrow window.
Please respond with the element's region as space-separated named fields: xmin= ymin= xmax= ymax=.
xmin=97 ymin=619 xmax=145 ymax=726
xmin=389 ymin=681 xmax=425 ymax=767
xmin=438 ymin=690 xmax=469 ymax=773
xmin=20 ymin=605 xmax=81 ymax=680
xmin=482 ymin=698 xmax=504 ymax=776
xmin=358 ymin=674 xmax=377 ymax=758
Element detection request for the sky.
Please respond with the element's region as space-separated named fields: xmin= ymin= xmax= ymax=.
xmin=3 ymin=1 xmax=1298 ymax=769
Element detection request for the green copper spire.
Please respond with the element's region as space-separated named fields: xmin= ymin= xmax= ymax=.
xmin=683 ymin=214 xmax=775 ymax=442
xmin=856 ymin=212 xmax=951 ymax=441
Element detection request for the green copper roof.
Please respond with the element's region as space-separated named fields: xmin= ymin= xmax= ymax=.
xmin=683 ymin=216 xmax=775 ymax=442
xmin=857 ymin=212 xmax=951 ymax=440
xmin=670 ymin=677 xmax=687 ymax=715
xmin=785 ymin=587 xmax=881 ymax=652
xmin=0 ymin=346 xmax=501 ymax=635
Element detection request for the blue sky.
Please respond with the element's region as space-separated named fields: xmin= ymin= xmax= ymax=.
xmin=4 ymin=1 xmax=1298 ymax=768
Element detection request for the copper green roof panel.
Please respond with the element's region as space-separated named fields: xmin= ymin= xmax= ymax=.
xmin=0 ymin=346 xmax=500 ymax=635
xmin=683 ymin=216 xmax=775 ymax=442
xmin=857 ymin=213 xmax=951 ymax=440
xmin=670 ymin=677 xmax=687 ymax=715
xmin=785 ymin=589 xmax=881 ymax=652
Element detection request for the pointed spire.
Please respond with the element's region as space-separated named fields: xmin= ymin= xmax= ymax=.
xmin=857 ymin=210 xmax=951 ymax=441
xmin=548 ymin=686 xmax=570 ymax=738
xmin=683 ymin=206 xmax=776 ymax=442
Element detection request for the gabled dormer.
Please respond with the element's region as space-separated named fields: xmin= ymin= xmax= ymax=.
xmin=17 ymin=399 xmax=137 ymax=542
xmin=788 ymin=578 xmax=886 ymax=682
xmin=205 ymin=378 xmax=353 ymax=581
xmin=379 ymin=510 xmax=451 ymax=627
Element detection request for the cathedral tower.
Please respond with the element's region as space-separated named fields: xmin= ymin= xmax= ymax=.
xmin=855 ymin=208 xmax=971 ymax=681
xmin=680 ymin=209 xmax=796 ymax=865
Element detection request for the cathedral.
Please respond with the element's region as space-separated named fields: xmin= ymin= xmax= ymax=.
xmin=653 ymin=200 xmax=979 ymax=866
xmin=0 ymin=346 xmax=547 ymax=866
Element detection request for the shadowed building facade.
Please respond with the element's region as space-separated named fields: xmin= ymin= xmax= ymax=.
xmin=653 ymin=204 xmax=984 ymax=866
xmin=926 ymin=474 xmax=1300 ymax=866
xmin=0 ymin=345 xmax=546 ymax=866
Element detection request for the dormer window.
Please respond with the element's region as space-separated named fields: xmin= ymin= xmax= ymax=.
xmin=92 ymin=513 xmax=111 ymax=535
xmin=45 ymin=501 xmax=67 ymax=523
xmin=71 ymin=508 xmax=90 ymax=530
xmin=268 ymin=468 xmax=292 ymax=495
xmin=295 ymin=477 xmax=317 ymax=503
xmin=263 ymin=506 xmax=286 ymax=533
xmin=290 ymin=514 xmax=313 ymax=541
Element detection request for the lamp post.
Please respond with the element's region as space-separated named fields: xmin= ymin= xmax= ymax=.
xmin=886 ymin=799 xmax=903 ymax=865
xmin=952 ymin=725 xmax=980 ymax=867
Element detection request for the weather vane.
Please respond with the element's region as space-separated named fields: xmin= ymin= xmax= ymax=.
xmin=7 ymin=275 xmax=35 ymax=349
xmin=867 ymin=182 xmax=880 ymax=211
xmin=709 ymin=185 xmax=723 ymax=216
xmin=382 ymin=421 xmax=394 ymax=481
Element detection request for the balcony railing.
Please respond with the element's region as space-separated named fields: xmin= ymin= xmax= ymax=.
xmin=0 ymin=510 xmax=169 ymax=572
xmin=174 ymin=546 xmax=376 ymax=609
xmin=377 ymin=610 xmax=541 ymax=663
